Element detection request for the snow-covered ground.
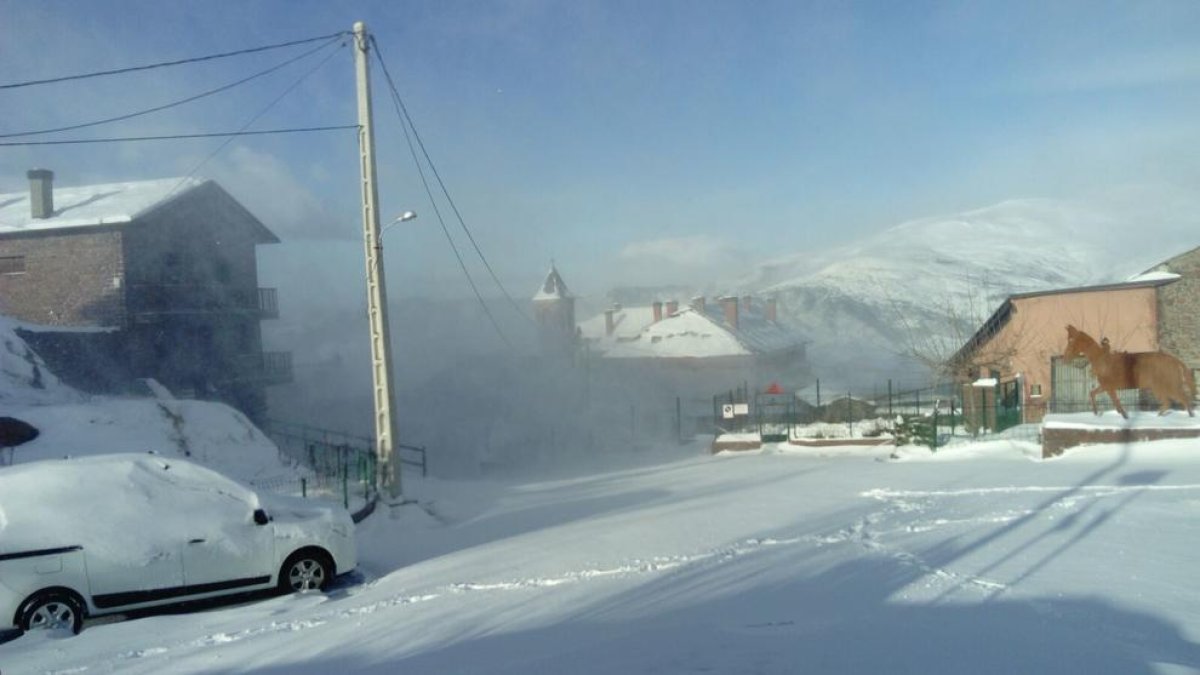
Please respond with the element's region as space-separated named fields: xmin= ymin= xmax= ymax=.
xmin=5 ymin=435 xmax=1200 ymax=674
xmin=0 ymin=314 xmax=303 ymax=484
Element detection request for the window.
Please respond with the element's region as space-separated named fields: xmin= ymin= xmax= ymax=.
xmin=0 ymin=255 xmax=26 ymax=275
xmin=1029 ymin=383 xmax=1043 ymax=397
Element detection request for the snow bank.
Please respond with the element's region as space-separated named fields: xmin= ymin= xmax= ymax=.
xmin=5 ymin=399 xmax=296 ymax=483
xmin=1044 ymin=410 xmax=1200 ymax=430
xmin=0 ymin=312 xmax=299 ymax=485
xmin=0 ymin=315 xmax=80 ymax=406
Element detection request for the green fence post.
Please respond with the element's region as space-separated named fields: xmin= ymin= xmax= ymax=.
xmin=342 ymin=454 xmax=349 ymax=510
xmin=932 ymin=408 xmax=939 ymax=452
xmin=301 ymin=477 xmax=307 ymax=499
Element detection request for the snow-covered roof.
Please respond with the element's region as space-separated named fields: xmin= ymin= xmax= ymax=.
xmin=602 ymin=308 xmax=751 ymax=358
xmin=533 ymin=265 xmax=571 ymax=301
xmin=1126 ymin=270 xmax=1182 ymax=283
xmin=0 ymin=177 xmax=205 ymax=234
xmin=579 ymin=301 xmax=805 ymax=359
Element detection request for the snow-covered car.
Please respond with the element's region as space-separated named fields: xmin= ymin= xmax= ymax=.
xmin=0 ymin=453 xmax=356 ymax=634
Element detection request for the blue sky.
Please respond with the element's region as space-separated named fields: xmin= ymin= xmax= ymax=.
xmin=3 ymin=1 xmax=1200 ymax=301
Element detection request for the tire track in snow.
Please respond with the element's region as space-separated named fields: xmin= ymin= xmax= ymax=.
xmin=863 ymin=483 xmax=1200 ymax=500
xmin=850 ymin=482 xmax=1200 ymax=599
xmin=68 ymin=536 xmax=822 ymax=673
xmin=64 ymin=482 xmax=1165 ymax=672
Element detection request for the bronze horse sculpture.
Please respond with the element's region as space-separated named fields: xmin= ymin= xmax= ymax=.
xmin=1063 ymin=325 xmax=1196 ymax=419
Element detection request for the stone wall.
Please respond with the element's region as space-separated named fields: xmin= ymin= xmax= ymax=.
xmin=1042 ymin=425 xmax=1200 ymax=458
xmin=1156 ymin=246 xmax=1200 ymax=371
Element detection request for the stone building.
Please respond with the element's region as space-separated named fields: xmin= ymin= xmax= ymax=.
xmin=954 ymin=249 xmax=1200 ymax=424
xmin=1144 ymin=246 xmax=1200 ymax=369
xmin=0 ymin=170 xmax=289 ymax=421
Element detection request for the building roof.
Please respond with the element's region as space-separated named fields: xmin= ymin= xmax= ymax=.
xmin=0 ymin=177 xmax=204 ymax=233
xmin=0 ymin=177 xmax=278 ymax=243
xmin=579 ymin=301 xmax=805 ymax=359
xmin=955 ymin=276 xmax=1179 ymax=365
xmin=533 ymin=265 xmax=571 ymax=301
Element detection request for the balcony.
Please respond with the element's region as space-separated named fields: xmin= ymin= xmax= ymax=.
xmin=263 ymin=351 xmax=293 ymax=385
xmin=127 ymin=284 xmax=281 ymax=320
xmin=258 ymin=287 xmax=279 ymax=319
xmin=227 ymin=351 xmax=293 ymax=386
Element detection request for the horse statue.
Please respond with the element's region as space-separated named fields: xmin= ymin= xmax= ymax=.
xmin=1063 ymin=325 xmax=1196 ymax=419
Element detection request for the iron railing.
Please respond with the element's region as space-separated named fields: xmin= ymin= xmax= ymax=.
xmin=258 ymin=287 xmax=279 ymax=319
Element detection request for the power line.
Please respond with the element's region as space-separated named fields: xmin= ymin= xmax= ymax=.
xmin=0 ymin=36 xmax=345 ymax=139
xmin=162 ymin=40 xmax=349 ymax=201
xmin=371 ymin=36 xmax=535 ymax=328
xmin=369 ymin=39 xmax=512 ymax=348
xmin=0 ymin=31 xmax=350 ymax=90
xmin=0 ymin=126 xmax=358 ymax=147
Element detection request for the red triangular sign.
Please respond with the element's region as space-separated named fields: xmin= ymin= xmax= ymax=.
xmin=765 ymin=382 xmax=784 ymax=395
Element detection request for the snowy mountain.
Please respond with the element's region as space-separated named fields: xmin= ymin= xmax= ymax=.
xmin=740 ymin=198 xmax=1196 ymax=388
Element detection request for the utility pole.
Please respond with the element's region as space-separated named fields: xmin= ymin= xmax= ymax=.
xmin=353 ymin=21 xmax=403 ymax=503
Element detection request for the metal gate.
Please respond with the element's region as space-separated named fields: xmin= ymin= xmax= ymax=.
xmin=755 ymin=392 xmax=793 ymax=442
xmin=1050 ymin=356 xmax=1138 ymax=414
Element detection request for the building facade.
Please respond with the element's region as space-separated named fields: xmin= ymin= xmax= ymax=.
xmin=0 ymin=171 xmax=289 ymax=421
xmin=955 ymin=263 xmax=1198 ymax=423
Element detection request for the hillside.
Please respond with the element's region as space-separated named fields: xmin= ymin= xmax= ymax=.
xmin=742 ymin=198 xmax=1196 ymax=388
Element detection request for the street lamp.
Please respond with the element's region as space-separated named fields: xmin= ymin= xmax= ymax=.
xmin=379 ymin=211 xmax=418 ymax=242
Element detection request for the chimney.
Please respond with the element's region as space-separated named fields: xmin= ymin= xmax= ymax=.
xmin=27 ymin=169 xmax=54 ymax=219
xmin=652 ymin=301 xmax=663 ymax=323
xmin=765 ymin=297 xmax=777 ymax=322
xmin=742 ymin=295 xmax=752 ymax=315
xmin=604 ymin=309 xmax=615 ymax=337
xmin=666 ymin=300 xmax=679 ymax=316
xmin=691 ymin=296 xmax=706 ymax=313
xmin=720 ymin=296 xmax=739 ymax=330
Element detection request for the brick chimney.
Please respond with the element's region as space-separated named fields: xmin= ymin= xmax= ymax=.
xmin=765 ymin=297 xmax=777 ymax=322
xmin=691 ymin=296 xmax=706 ymax=313
xmin=604 ymin=308 xmax=615 ymax=336
xmin=27 ymin=169 xmax=54 ymax=219
xmin=720 ymin=296 xmax=739 ymax=330
xmin=666 ymin=300 xmax=679 ymax=316
xmin=652 ymin=301 xmax=663 ymax=323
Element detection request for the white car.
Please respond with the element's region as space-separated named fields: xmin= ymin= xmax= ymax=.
xmin=0 ymin=453 xmax=356 ymax=634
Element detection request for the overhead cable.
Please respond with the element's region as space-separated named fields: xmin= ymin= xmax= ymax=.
xmin=370 ymin=37 xmax=513 ymax=348
xmin=0 ymin=32 xmax=350 ymax=90
xmin=0 ymin=36 xmax=344 ymax=139
xmin=371 ymin=36 xmax=535 ymax=328
xmin=0 ymin=126 xmax=358 ymax=147
xmin=162 ymin=40 xmax=349 ymax=200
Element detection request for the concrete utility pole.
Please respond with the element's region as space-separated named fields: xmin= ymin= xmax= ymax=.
xmin=353 ymin=20 xmax=403 ymax=502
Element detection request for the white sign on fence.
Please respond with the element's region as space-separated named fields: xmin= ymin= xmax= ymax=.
xmin=722 ymin=404 xmax=735 ymax=419
xmin=734 ymin=403 xmax=750 ymax=416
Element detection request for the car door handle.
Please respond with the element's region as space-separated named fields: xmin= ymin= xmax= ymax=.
xmin=188 ymin=538 xmax=206 ymax=544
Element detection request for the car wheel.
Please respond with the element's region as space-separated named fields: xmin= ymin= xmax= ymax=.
xmin=279 ymin=550 xmax=332 ymax=593
xmin=19 ymin=591 xmax=84 ymax=634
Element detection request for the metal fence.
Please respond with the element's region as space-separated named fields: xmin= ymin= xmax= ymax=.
xmin=710 ymin=379 xmax=1039 ymax=451
xmin=259 ymin=419 xmax=428 ymax=508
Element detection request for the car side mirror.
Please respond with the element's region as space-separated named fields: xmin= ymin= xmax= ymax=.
xmin=253 ymin=508 xmax=271 ymax=526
